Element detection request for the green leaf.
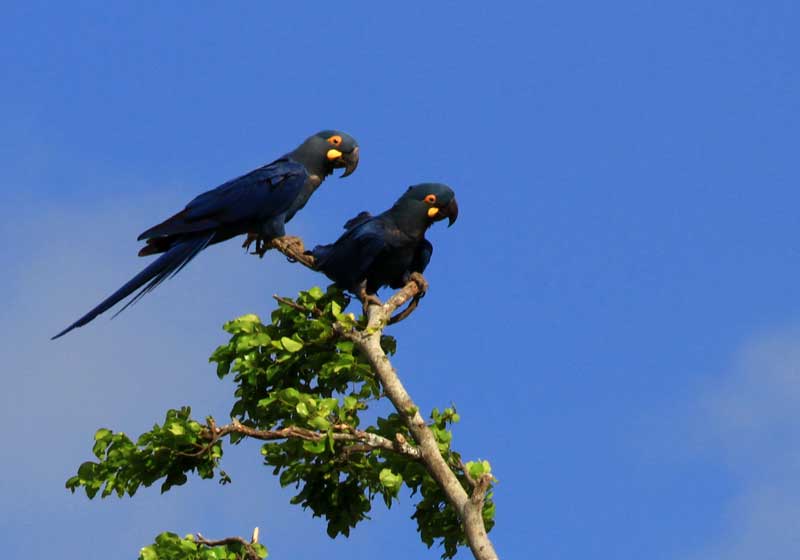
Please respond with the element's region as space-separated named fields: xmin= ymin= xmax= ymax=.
xmin=235 ymin=332 xmax=272 ymax=351
xmin=94 ymin=428 xmax=112 ymax=441
xmin=307 ymin=416 xmax=330 ymax=431
xmin=302 ymin=439 xmax=326 ymax=454
xmin=295 ymin=402 xmax=309 ymax=417
xmin=379 ymin=468 xmax=403 ymax=493
xmin=308 ymin=286 xmax=324 ymax=300
xmin=223 ymin=314 xmax=262 ymax=334
xmin=280 ymin=388 xmax=300 ymax=403
xmin=77 ymin=461 xmax=96 ymax=480
xmin=318 ymin=398 xmax=338 ymax=415
xmin=178 ymin=537 xmax=197 ymax=552
xmin=466 ymin=460 xmax=492 ymax=479
xmin=343 ymin=396 xmax=359 ymax=410
xmin=336 ymin=340 xmax=354 ymax=353
xmin=280 ymin=337 xmax=303 ymax=353
xmin=138 ymin=546 xmax=157 ymax=560
xmin=257 ymin=395 xmax=276 ymax=408
xmin=168 ymin=423 xmax=185 ymax=436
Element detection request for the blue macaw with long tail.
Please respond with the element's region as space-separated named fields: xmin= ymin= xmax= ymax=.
xmin=52 ymin=130 xmax=359 ymax=339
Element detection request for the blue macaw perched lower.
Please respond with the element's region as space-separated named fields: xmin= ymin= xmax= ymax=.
xmin=311 ymin=183 xmax=458 ymax=297
xmin=52 ymin=130 xmax=359 ymax=339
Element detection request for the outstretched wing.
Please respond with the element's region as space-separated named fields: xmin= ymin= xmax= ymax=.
xmin=138 ymin=158 xmax=307 ymax=240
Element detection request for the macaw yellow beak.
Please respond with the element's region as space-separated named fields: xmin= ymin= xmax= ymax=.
xmin=327 ymin=146 xmax=360 ymax=178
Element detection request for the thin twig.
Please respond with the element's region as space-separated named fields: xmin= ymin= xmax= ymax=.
xmin=272 ymin=295 xmax=322 ymax=316
xmin=458 ymin=457 xmax=479 ymax=490
xmin=174 ymin=417 xmax=219 ymax=458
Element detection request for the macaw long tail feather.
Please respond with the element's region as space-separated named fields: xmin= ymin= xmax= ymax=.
xmin=51 ymin=233 xmax=214 ymax=339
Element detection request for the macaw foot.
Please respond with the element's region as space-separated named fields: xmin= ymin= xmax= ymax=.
xmin=407 ymin=272 xmax=429 ymax=296
xmin=386 ymin=274 xmax=427 ymax=326
xmin=357 ymin=283 xmax=383 ymax=315
xmin=242 ymin=234 xmax=270 ymax=258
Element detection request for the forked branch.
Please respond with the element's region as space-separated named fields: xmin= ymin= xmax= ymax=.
xmin=337 ymin=291 xmax=499 ymax=560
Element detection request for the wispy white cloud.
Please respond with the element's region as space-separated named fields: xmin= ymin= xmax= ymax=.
xmin=0 ymin=189 xmax=334 ymax=557
xmin=688 ymin=327 xmax=800 ymax=559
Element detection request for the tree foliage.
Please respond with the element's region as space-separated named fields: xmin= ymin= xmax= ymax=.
xmin=140 ymin=532 xmax=267 ymax=560
xmin=68 ymin=286 xmax=496 ymax=559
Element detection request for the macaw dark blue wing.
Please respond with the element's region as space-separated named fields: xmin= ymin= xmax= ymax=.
xmin=410 ymin=239 xmax=433 ymax=274
xmin=138 ymin=158 xmax=308 ymax=241
xmin=311 ymin=217 xmax=388 ymax=291
xmin=52 ymin=159 xmax=308 ymax=339
xmin=342 ymin=211 xmax=373 ymax=231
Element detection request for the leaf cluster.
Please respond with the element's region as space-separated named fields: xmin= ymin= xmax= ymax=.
xmin=212 ymin=287 xmax=407 ymax=537
xmin=210 ymin=286 xmax=386 ymax=432
xmin=67 ymin=286 xmax=495 ymax=558
xmin=139 ymin=532 xmax=266 ymax=560
xmin=66 ymin=407 xmax=225 ymax=498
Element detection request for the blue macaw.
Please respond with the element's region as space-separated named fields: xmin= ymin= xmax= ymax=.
xmin=311 ymin=183 xmax=458 ymax=296
xmin=53 ymin=130 xmax=359 ymax=339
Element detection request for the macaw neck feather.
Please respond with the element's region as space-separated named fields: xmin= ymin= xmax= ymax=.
xmin=283 ymin=144 xmax=333 ymax=223
xmin=287 ymin=144 xmax=333 ymax=179
xmin=285 ymin=174 xmax=323 ymax=223
xmin=386 ymin=201 xmax=430 ymax=239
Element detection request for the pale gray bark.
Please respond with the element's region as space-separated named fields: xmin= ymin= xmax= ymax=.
xmin=345 ymin=282 xmax=500 ymax=560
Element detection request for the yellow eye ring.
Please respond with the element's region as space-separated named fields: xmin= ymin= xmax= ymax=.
xmin=424 ymin=194 xmax=437 ymax=204
xmin=327 ymin=135 xmax=343 ymax=146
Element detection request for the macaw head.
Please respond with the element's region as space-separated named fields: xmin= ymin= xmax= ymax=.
xmin=396 ymin=183 xmax=459 ymax=227
xmin=293 ymin=130 xmax=360 ymax=178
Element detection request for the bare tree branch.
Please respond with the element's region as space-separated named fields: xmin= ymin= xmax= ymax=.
xmin=203 ymin=418 xmax=421 ymax=460
xmin=195 ymin=532 xmax=261 ymax=560
xmin=269 ymin=236 xmax=316 ymax=269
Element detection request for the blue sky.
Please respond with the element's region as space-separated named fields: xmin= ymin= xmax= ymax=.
xmin=2 ymin=1 xmax=800 ymax=558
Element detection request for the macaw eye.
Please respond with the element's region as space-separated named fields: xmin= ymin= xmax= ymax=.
xmin=424 ymin=194 xmax=437 ymax=204
xmin=327 ymin=135 xmax=343 ymax=146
